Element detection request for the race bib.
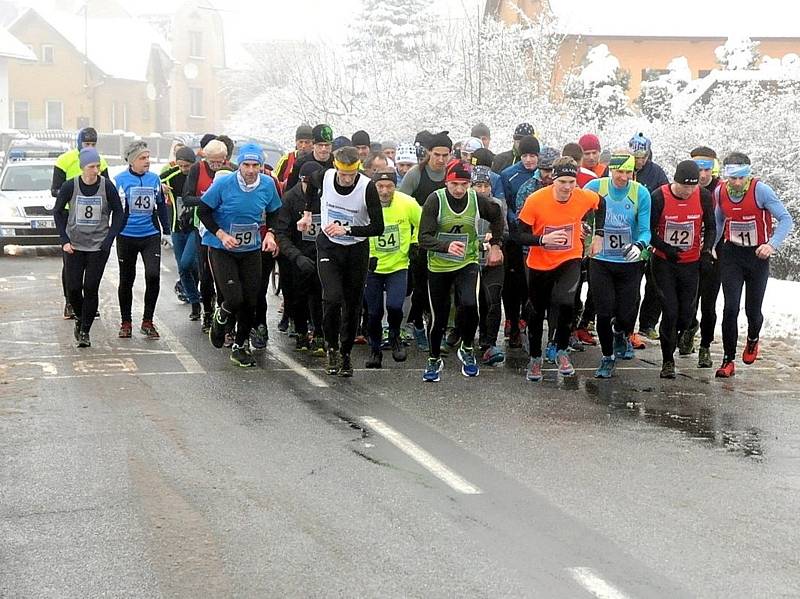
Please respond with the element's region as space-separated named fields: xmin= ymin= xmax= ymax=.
xmin=728 ymin=220 xmax=758 ymax=247
xmin=543 ymin=224 xmax=574 ymax=251
xmin=75 ymin=195 xmax=101 ymax=226
xmin=230 ymin=222 xmax=259 ymax=250
xmin=603 ymin=226 xmax=631 ymax=257
xmin=327 ymin=208 xmax=353 ymax=242
xmin=664 ymin=221 xmax=694 ymax=248
xmin=301 ymin=214 xmax=321 ymax=242
xmin=435 ymin=232 xmax=469 ymax=262
xmin=375 ymin=224 xmax=400 ymax=252
xmin=129 ymin=187 xmax=155 ymax=214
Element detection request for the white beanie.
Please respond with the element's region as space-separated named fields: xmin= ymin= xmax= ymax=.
xmin=395 ymin=143 xmax=417 ymax=165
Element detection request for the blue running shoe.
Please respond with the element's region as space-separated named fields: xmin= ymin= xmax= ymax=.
xmin=414 ymin=327 xmax=429 ymax=352
xmin=613 ymin=332 xmax=628 ymax=359
xmin=458 ymin=344 xmax=479 ymax=377
xmin=545 ymin=341 xmax=557 ymax=364
xmin=422 ymin=357 xmax=444 ymax=382
xmin=595 ymin=356 xmax=616 ymax=378
xmin=622 ymin=339 xmax=635 ymax=360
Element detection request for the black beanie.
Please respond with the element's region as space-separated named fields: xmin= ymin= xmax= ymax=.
xmin=426 ymin=131 xmax=453 ymax=151
xmin=674 ymin=160 xmax=700 ymax=185
xmin=352 ymin=130 xmax=371 ymax=147
xmin=312 ymin=124 xmax=333 ymax=144
xmin=471 ymin=148 xmax=495 ymax=168
xmin=296 ymin=124 xmax=313 ymax=140
xmin=176 ymin=146 xmax=196 ymax=163
xmin=298 ymin=160 xmax=324 ymax=179
xmin=200 ymin=133 xmax=217 ymax=148
xmin=517 ymin=135 xmax=540 ymax=156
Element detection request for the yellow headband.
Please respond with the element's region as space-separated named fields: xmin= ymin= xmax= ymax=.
xmin=334 ymin=159 xmax=361 ymax=173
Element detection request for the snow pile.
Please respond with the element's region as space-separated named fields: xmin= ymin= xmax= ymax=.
xmin=758 ymin=279 xmax=800 ymax=339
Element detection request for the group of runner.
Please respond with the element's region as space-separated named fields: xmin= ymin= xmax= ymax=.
xmin=52 ymin=123 xmax=794 ymax=382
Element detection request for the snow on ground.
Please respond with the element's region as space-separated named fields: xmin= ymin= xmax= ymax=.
xmin=754 ymin=278 xmax=800 ymax=340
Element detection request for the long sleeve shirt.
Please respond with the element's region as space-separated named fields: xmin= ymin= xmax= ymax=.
xmin=418 ymin=189 xmax=503 ymax=253
xmin=53 ymin=177 xmax=123 ymax=249
xmin=714 ymin=179 xmax=794 ymax=250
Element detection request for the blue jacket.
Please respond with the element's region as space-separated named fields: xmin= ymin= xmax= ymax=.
xmin=634 ymin=159 xmax=669 ymax=194
xmin=114 ymin=168 xmax=170 ymax=238
xmin=500 ymin=161 xmax=537 ymax=216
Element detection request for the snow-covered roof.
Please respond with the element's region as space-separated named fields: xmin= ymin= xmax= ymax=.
xmin=672 ymin=68 xmax=800 ymax=113
xmin=0 ymin=26 xmax=35 ymax=60
xmin=10 ymin=6 xmax=172 ymax=81
xmin=499 ymin=0 xmax=800 ymax=40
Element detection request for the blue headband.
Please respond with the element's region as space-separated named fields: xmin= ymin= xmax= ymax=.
xmin=693 ymin=159 xmax=714 ymax=170
xmin=723 ymin=164 xmax=751 ymax=178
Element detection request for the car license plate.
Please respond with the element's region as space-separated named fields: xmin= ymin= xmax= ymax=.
xmin=31 ymin=219 xmax=54 ymax=229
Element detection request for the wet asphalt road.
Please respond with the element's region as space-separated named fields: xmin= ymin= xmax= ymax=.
xmin=1 ymin=246 xmax=799 ymax=599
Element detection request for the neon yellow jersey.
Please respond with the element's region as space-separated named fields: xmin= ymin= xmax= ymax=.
xmin=369 ymin=191 xmax=421 ymax=274
xmin=55 ymin=149 xmax=110 ymax=180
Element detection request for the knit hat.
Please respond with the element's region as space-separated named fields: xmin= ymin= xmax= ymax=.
xmin=461 ymin=137 xmax=484 ymax=154
xmin=332 ymin=136 xmax=351 ymax=151
xmin=298 ymin=160 xmax=323 ymax=180
xmin=382 ymin=140 xmax=397 ymax=150
xmin=445 ymin=161 xmax=471 ymax=182
xmin=199 ymin=133 xmax=217 ymax=149
xmin=426 ymin=131 xmax=453 ymax=151
xmin=79 ymin=147 xmax=101 ymax=168
xmin=77 ymin=127 xmax=98 ymax=146
xmin=471 ymin=148 xmax=495 ymax=168
xmin=674 ymin=160 xmax=700 ymax=185
xmin=236 ymin=143 xmax=264 ymax=165
xmin=513 ymin=122 xmax=535 ymax=140
xmin=351 ymin=130 xmax=371 ymax=147
xmin=538 ymin=146 xmax=559 ymax=170
xmin=471 ymin=165 xmax=492 ymax=185
xmin=395 ymin=143 xmax=417 ymax=164
xmin=125 ymin=140 xmax=149 ymax=164
xmin=175 ymin=146 xmax=196 ymax=163
xmin=553 ymin=161 xmax=578 ymax=180
xmin=312 ymin=124 xmax=333 ymax=144
xmin=296 ymin=124 xmax=313 ymax=140
xmin=517 ymin=136 xmax=540 ymax=156
xmin=628 ymin=132 xmax=651 ymax=157
xmin=471 ymin=122 xmax=491 ymax=138
xmin=414 ymin=130 xmax=433 ymax=148
xmin=578 ymin=134 xmax=601 ymax=152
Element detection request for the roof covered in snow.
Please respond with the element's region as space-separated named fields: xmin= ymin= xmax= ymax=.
xmin=9 ymin=5 xmax=172 ymax=81
xmin=0 ymin=26 xmax=35 ymax=60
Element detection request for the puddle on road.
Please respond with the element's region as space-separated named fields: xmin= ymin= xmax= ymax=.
xmin=583 ymin=379 xmax=765 ymax=460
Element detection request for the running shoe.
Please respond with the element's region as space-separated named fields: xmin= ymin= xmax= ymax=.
xmin=326 ymin=349 xmax=340 ymax=375
xmin=365 ymin=350 xmax=382 ymax=369
xmin=209 ymin=308 xmax=227 ymax=348
xmin=481 ymin=345 xmax=505 ymax=366
xmin=556 ymin=350 xmax=575 ymax=376
xmin=715 ymin=360 xmax=735 ymax=378
xmin=294 ymin=335 xmax=310 ymax=352
xmin=339 ymin=353 xmax=354 ymax=377
xmin=457 ymin=344 xmax=479 ymax=377
xmin=622 ymin=339 xmax=635 ymax=360
xmin=595 ymin=356 xmax=616 ymax=379
xmin=568 ymin=334 xmax=585 ymax=352
xmin=278 ymin=313 xmax=290 ymax=333
xmin=230 ymin=343 xmax=256 ymax=367
xmin=640 ymin=327 xmax=659 ymax=341
xmin=660 ymin=360 xmax=676 ymax=379
xmin=354 ymin=335 xmax=367 ymax=345
xmin=190 ymin=303 xmax=201 ymax=321
xmin=698 ymin=346 xmax=712 ymax=368
xmin=141 ymin=320 xmax=160 ymax=340
xmin=422 ymin=357 xmax=444 ymax=382
xmin=574 ymin=327 xmax=596 ymax=346
xmin=613 ymin=332 xmax=628 ymax=359
xmin=202 ymin=312 xmax=213 ymax=333
xmin=118 ymin=321 xmax=132 ymax=338
xmin=545 ymin=342 xmax=557 ymax=364
xmin=507 ymin=331 xmax=523 ymax=349
xmin=414 ymin=327 xmax=429 ymax=352
xmin=445 ymin=328 xmax=461 ymax=349
xmin=526 ymin=357 xmax=543 ymax=382
xmin=63 ymin=302 xmax=75 ymax=320
xmin=742 ymin=338 xmax=759 ymax=365
xmin=174 ymin=280 xmax=188 ymax=303
xmin=77 ymin=331 xmax=91 ymax=348
xmin=678 ymin=323 xmax=698 ymax=355
xmin=389 ymin=331 xmax=407 ymax=362
xmin=311 ymin=337 xmax=326 ymax=357
xmin=629 ymin=332 xmax=646 ymax=350
xmin=250 ymin=324 xmax=268 ymax=350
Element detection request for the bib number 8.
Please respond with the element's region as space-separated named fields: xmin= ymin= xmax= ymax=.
xmin=84 ymin=205 xmax=93 ymax=220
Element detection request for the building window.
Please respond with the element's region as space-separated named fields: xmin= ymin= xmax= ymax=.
xmin=189 ymin=31 xmax=203 ymax=58
xmin=45 ymin=100 xmax=63 ymax=129
xmin=42 ymin=45 xmax=54 ymax=64
xmin=189 ymin=88 xmax=204 ymax=117
xmin=111 ymin=101 xmax=129 ymax=131
xmin=13 ymin=101 xmax=29 ymax=129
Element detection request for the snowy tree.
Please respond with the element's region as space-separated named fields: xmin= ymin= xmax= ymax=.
xmin=563 ymin=44 xmax=631 ymax=128
xmin=637 ymin=57 xmax=692 ymax=122
xmin=715 ymin=36 xmax=760 ymax=70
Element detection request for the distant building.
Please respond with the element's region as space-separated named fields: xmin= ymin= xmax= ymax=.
xmin=486 ymin=0 xmax=800 ymax=100
xmin=0 ymin=27 xmax=35 ymax=130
